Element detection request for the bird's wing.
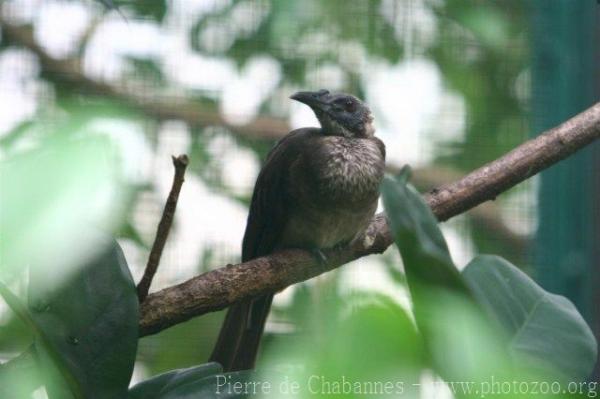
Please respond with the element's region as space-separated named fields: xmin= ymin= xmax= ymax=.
xmin=241 ymin=128 xmax=319 ymax=262
xmin=371 ymin=136 xmax=386 ymax=161
xmin=209 ymin=128 xmax=317 ymax=371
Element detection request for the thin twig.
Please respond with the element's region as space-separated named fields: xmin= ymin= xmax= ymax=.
xmin=138 ymin=102 xmax=600 ymax=336
xmin=137 ymin=154 xmax=189 ymax=302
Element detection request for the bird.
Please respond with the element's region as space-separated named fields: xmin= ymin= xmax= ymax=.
xmin=209 ymin=89 xmax=386 ymax=371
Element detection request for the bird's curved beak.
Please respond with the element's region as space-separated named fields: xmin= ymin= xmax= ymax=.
xmin=290 ymin=90 xmax=330 ymax=112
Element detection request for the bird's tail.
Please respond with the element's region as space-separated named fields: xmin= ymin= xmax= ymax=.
xmin=209 ymin=293 xmax=274 ymax=371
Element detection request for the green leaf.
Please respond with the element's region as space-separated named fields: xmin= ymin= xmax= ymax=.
xmin=380 ymin=174 xmax=470 ymax=297
xmin=456 ymin=6 xmax=510 ymax=49
xmin=0 ymin=348 xmax=43 ymax=399
xmin=129 ymin=363 xmax=253 ymax=399
xmin=382 ymin=173 xmax=598 ymax=385
xmin=0 ymin=282 xmax=83 ymax=398
xmin=322 ymin=294 xmax=423 ymax=386
xmin=381 ymin=174 xmax=510 ymax=383
xmin=129 ymin=363 xmax=221 ymax=399
xmin=259 ymin=289 xmax=423 ymax=397
xmin=113 ymin=0 xmax=167 ymax=21
xmin=463 ymin=255 xmax=598 ymax=381
xmin=0 ymin=132 xmax=125 ymax=282
xmin=28 ymin=236 xmax=139 ymax=399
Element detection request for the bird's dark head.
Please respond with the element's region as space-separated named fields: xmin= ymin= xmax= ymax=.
xmin=290 ymin=89 xmax=374 ymax=138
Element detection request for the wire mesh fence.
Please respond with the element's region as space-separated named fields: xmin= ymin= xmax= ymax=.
xmin=2 ymin=0 xmax=588 ymax=385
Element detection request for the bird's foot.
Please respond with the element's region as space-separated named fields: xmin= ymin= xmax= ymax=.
xmin=310 ymin=248 xmax=328 ymax=267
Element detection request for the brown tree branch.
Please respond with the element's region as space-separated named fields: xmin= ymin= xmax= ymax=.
xmin=137 ymin=154 xmax=189 ymax=302
xmin=139 ymin=102 xmax=600 ymax=336
xmin=0 ymin=18 xmax=528 ymax=253
xmin=0 ymin=19 xmax=289 ymax=140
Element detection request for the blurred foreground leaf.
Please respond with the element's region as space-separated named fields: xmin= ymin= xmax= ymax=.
xmin=381 ymin=172 xmax=469 ymax=294
xmin=463 ymin=255 xmax=597 ymax=381
xmin=261 ymin=291 xmax=423 ymax=398
xmin=129 ymin=362 xmax=221 ymax=398
xmin=0 ymin=133 xmax=124 ymax=283
xmin=381 ymin=173 xmax=511 ymax=383
xmin=382 ymin=172 xmax=597 ymax=388
xmin=28 ymin=237 xmax=139 ymax=399
xmin=0 ymin=281 xmax=83 ymax=398
xmin=0 ymin=348 xmax=41 ymax=399
xmin=129 ymin=362 xmax=253 ymax=399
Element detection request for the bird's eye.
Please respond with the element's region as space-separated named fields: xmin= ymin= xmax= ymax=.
xmin=345 ymin=100 xmax=356 ymax=112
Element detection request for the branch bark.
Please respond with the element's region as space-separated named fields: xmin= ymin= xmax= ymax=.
xmin=137 ymin=154 xmax=189 ymax=302
xmin=0 ymin=19 xmax=289 ymax=140
xmin=139 ymin=102 xmax=600 ymax=336
xmin=396 ymin=165 xmax=529 ymax=257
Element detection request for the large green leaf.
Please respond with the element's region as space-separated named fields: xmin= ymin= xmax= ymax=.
xmin=381 ymin=172 xmax=510 ymax=383
xmin=129 ymin=362 xmax=253 ymax=399
xmin=382 ymin=172 xmax=597 ymax=385
xmin=463 ymin=255 xmax=597 ymax=381
xmin=28 ymin=236 xmax=139 ymax=399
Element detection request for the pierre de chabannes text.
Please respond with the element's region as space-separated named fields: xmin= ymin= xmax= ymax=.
xmin=215 ymin=375 xmax=598 ymax=397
